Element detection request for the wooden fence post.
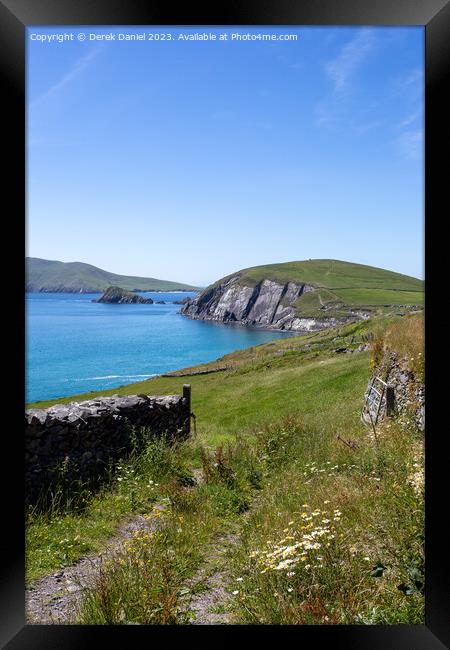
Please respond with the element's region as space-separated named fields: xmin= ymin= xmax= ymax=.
xmin=386 ymin=385 xmax=396 ymax=417
xmin=183 ymin=384 xmax=191 ymax=434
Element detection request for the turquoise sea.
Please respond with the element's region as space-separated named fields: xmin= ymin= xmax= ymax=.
xmin=26 ymin=292 xmax=293 ymax=404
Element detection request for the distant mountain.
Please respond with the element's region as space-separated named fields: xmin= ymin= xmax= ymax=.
xmin=26 ymin=258 xmax=199 ymax=293
xmin=181 ymin=259 xmax=424 ymax=332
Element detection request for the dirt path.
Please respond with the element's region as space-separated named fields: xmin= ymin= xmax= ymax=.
xmin=27 ymin=470 xmax=256 ymax=625
xmin=26 ymin=508 xmax=166 ymax=624
xmin=185 ymin=532 xmax=237 ymax=625
xmin=182 ymin=487 xmax=266 ymax=625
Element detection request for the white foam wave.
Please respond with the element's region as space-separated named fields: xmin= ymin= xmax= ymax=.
xmin=77 ymin=374 xmax=156 ymax=381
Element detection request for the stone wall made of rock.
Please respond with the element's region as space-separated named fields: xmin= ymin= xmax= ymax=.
xmin=25 ymin=392 xmax=191 ymax=504
xmin=383 ymin=358 xmax=424 ymax=430
xmin=363 ymin=356 xmax=424 ymax=430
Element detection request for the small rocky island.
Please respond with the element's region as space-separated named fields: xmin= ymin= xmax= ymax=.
xmin=94 ymin=286 xmax=154 ymax=304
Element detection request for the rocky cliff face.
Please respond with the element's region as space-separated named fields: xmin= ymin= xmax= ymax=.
xmin=181 ymin=274 xmax=354 ymax=332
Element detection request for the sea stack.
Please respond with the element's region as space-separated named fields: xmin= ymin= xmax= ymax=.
xmin=94 ymin=286 xmax=154 ymax=304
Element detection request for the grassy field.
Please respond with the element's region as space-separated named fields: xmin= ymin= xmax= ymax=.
xmin=27 ymin=319 xmax=375 ymax=444
xmin=26 ymin=313 xmax=424 ymax=625
xmin=332 ymin=287 xmax=424 ymax=307
xmin=28 ymin=354 xmax=369 ymax=447
xmin=291 ymin=287 xmax=423 ymax=319
xmin=237 ymin=259 xmax=423 ymax=291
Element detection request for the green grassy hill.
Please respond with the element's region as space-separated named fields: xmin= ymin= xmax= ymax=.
xmin=238 ymin=259 xmax=423 ymax=290
xmin=26 ymin=257 xmax=200 ymax=293
xmin=213 ymin=259 xmax=424 ymax=318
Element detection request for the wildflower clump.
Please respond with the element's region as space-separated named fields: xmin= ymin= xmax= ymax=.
xmin=301 ymin=461 xmax=357 ymax=481
xmin=249 ymin=503 xmax=342 ymax=576
xmin=408 ymin=460 xmax=424 ymax=497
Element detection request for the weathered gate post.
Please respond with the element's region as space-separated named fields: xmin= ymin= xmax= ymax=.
xmin=183 ymin=384 xmax=191 ymax=434
xmin=385 ymin=384 xmax=396 ymax=417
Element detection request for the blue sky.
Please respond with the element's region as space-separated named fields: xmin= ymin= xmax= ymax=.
xmin=27 ymin=26 xmax=424 ymax=286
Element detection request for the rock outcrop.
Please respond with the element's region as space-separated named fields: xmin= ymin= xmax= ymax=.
xmin=181 ymin=274 xmax=356 ymax=332
xmin=95 ymin=286 xmax=154 ymax=304
xmin=173 ymin=297 xmax=191 ymax=305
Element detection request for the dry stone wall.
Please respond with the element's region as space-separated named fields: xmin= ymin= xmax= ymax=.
xmin=363 ymin=355 xmax=424 ymax=431
xmin=25 ymin=390 xmax=191 ymax=504
xmin=383 ymin=357 xmax=425 ymax=430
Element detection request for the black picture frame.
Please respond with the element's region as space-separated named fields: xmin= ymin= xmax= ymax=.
xmin=2 ymin=0 xmax=449 ymax=647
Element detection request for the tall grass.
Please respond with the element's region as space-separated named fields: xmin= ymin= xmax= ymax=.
xmin=77 ymin=418 xmax=309 ymax=624
xmin=26 ymin=431 xmax=194 ymax=583
xmin=370 ymin=313 xmax=424 ymax=380
xmin=75 ymin=410 xmax=424 ymax=625
xmin=226 ymin=418 xmax=424 ymax=624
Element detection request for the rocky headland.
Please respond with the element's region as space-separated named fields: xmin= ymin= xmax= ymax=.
xmin=181 ymin=275 xmax=352 ymax=332
xmin=180 ymin=260 xmax=424 ymax=333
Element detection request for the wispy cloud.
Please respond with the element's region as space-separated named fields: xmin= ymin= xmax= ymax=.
xmin=325 ymin=29 xmax=376 ymax=92
xmin=315 ymin=29 xmax=378 ymax=130
xmin=397 ymin=110 xmax=422 ymax=130
xmin=396 ymin=130 xmax=423 ymax=160
xmin=316 ymin=33 xmax=424 ymax=161
xmin=391 ymin=68 xmax=423 ymax=160
xmin=30 ymin=46 xmax=103 ymax=109
xmin=314 ymin=102 xmax=341 ymax=128
xmin=354 ymin=120 xmax=385 ymax=136
xmin=315 ymin=104 xmax=384 ymax=136
xmin=400 ymin=68 xmax=423 ymax=88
